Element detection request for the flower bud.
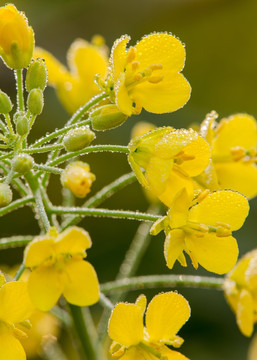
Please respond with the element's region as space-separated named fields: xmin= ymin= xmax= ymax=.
xmin=0 ymin=90 xmax=13 ymax=114
xmin=63 ymin=126 xmax=95 ymax=152
xmin=61 ymin=161 xmax=95 ymax=198
xmin=0 ymin=4 xmax=34 ymax=69
xmin=27 ymin=89 xmax=44 ymax=115
xmin=12 ymin=154 xmax=34 ymax=174
xmin=26 ymin=58 xmax=48 ymax=92
xmin=90 ymin=104 xmax=128 ymax=131
xmin=0 ymin=183 xmax=12 ymax=207
xmin=16 ymin=114 xmax=29 ymax=136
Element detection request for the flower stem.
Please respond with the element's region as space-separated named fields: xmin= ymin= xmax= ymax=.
xmin=49 ymin=206 xmax=161 ymax=222
xmin=47 ymin=145 xmax=129 ymax=167
xmin=100 ymin=274 xmax=224 ymax=294
xmin=25 ymin=144 xmax=64 ymax=154
xmin=15 ymin=69 xmax=24 ymax=111
xmin=68 ymin=304 xmax=99 ymax=360
xmin=0 ymin=196 xmax=34 ymax=217
xmin=0 ymin=235 xmax=33 ymax=249
xmin=4 ymin=113 xmax=14 ymax=134
xmin=13 ymin=263 xmax=26 ymax=280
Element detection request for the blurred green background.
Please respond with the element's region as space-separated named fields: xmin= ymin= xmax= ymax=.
xmin=1 ymin=0 xmax=257 ymax=359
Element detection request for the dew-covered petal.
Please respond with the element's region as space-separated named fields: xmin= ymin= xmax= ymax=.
xmin=236 ymin=289 xmax=254 ymax=337
xmin=27 ymin=265 xmax=64 ymax=311
xmin=130 ymin=72 xmax=191 ymax=114
xmin=145 ymin=156 xmax=174 ymax=195
xmin=115 ymin=73 xmax=134 ymax=115
xmin=108 ymin=302 xmax=144 ymax=347
xmin=212 ymin=114 xmax=257 ymax=157
xmin=117 ymin=346 xmax=156 ymax=360
xmin=214 ymin=162 xmax=257 ymax=199
xmin=146 ymin=291 xmax=190 ymax=342
xmin=135 ymin=33 xmax=186 ymax=73
xmin=168 ymin=189 xmax=191 ymax=228
xmin=63 ymin=260 xmax=99 ymax=306
xmin=24 ymin=236 xmax=55 ymax=268
xmin=188 ymin=190 xmax=249 ymax=231
xmin=164 ymin=229 xmax=186 ymax=269
xmin=0 ymin=330 xmax=26 ymax=360
xmin=185 ymin=233 xmax=238 ymax=274
xmin=54 ymin=226 xmax=91 ymax=255
xmin=110 ymin=35 xmax=130 ymax=81
xmin=161 ymin=346 xmax=189 ymax=360
xmin=0 ymin=281 xmax=33 ymax=323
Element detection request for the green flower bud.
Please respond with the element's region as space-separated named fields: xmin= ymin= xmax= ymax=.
xmin=0 ymin=183 xmax=12 ymax=207
xmin=12 ymin=154 xmax=34 ymax=174
xmin=27 ymin=88 xmax=44 ymax=115
xmin=26 ymin=59 xmax=48 ymax=92
xmin=90 ymin=104 xmax=128 ymax=131
xmin=13 ymin=111 xmax=26 ymax=123
xmin=63 ymin=126 xmax=95 ymax=152
xmin=16 ymin=114 xmax=29 ymax=136
xmin=0 ymin=90 xmax=13 ymax=114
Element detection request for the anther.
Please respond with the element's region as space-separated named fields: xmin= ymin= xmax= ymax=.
xmin=148 ymin=75 xmax=164 ymax=84
xmin=126 ymin=47 xmax=136 ymax=63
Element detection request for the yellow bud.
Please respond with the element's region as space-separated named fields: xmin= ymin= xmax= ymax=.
xmin=12 ymin=154 xmax=34 ymax=174
xmin=61 ymin=161 xmax=95 ymax=198
xmin=26 ymin=58 xmax=48 ymax=92
xmin=63 ymin=126 xmax=95 ymax=152
xmin=0 ymin=183 xmax=12 ymax=207
xmin=0 ymin=4 xmax=34 ymax=69
xmin=90 ymin=104 xmax=128 ymax=131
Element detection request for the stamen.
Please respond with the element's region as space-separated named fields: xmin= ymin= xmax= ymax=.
xmin=195 ymin=189 xmax=210 ymax=203
xmin=133 ymin=73 xmax=143 ymax=82
xmin=131 ymin=61 xmax=140 ymax=71
xmin=126 ymin=47 xmax=136 ymax=63
xmin=231 ymin=146 xmax=246 ymax=161
xmin=148 ymin=75 xmax=164 ymax=84
xmin=149 ymin=63 xmax=163 ymax=71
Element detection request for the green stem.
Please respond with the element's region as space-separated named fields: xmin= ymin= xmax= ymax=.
xmin=0 ymin=196 xmax=34 ymax=216
xmin=31 ymin=119 xmax=91 ymax=148
xmin=13 ymin=263 xmax=26 ymax=280
xmin=50 ymin=206 xmax=161 ymax=222
xmin=100 ymin=274 xmax=224 ymax=294
xmin=61 ymin=172 xmax=137 ymax=230
xmin=99 ymin=293 xmax=113 ymax=310
xmin=47 ymin=145 xmax=129 ymax=168
xmin=4 ymin=113 xmax=14 ymax=134
xmin=25 ymin=171 xmax=50 ymax=232
xmin=28 ymin=114 xmax=37 ymax=130
xmin=0 ymin=119 xmax=7 ymax=133
xmin=34 ymin=164 xmax=63 ymax=175
xmin=68 ymin=304 xmax=99 ymax=360
xmin=15 ymin=69 xmax=24 ymax=111
xmin=25 ymin=144 xmax=63 ymax=154
xmin=0 ymin=235 xmax=33 ymax=249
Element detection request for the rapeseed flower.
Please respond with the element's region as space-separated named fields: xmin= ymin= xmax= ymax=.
xmin=106 ymin=33 xmax=191 ymax=116
xmin=0 ymin=4 xmax=34 ymax=69
xmin=34 ymin=36 xmax=108 ymax=113
xmin=151 ymin=189 xmax=249 ymax=274
xmin=199 ymin=113 xmax=257 ymax=198
xmin=24 ymin=227 xmax=99 ymax=311
xmin=224 ymin=250 xmax=257 ymax=337
xmin=108 ymin=291 xmax=190 ymax=360
xmin=128 ymin=127 xmax=211 ymax=207
xmin=0 ymin=273 xmax=33 ymax=360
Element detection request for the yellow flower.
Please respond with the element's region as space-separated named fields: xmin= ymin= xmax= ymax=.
xmin=106 ymin=33 xmax=191 ymax=116
xmin=108 ymin=291 xmax=190 ymax=360
xmin=128 ymin=127 xmax=211 ymax=207
xmin=34 ymin=36 xmax=108 ymax=113
xmin=0 ymin=4 xmax=34 ymax=69
xmin=24 ymin=227 xmax=99 ymax=311
xmin=151 ymin=189 xmax=249 ymax=274
xmin=0 ymin=273 xmax=34 ymax=360
xmin=199 ymin=112 xmax=257 ymax=198
xmin=224 ymin=250 xmax=257 ymax=337
xmin=61 ymin=161 xmax=95 ymax=198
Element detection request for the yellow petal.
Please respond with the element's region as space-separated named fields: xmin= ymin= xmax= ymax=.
xmin=131 ymin=72 xmax=191 ymax=114
xmin=213 ymin=114 xmax=257 ymax=157
xmin=135 ymin=294 xmax=147 ymax=315
xmin=214 ymin=162 xmax=257 ymax=199
xmin=127 ymin=153 xmax=150 ymax=189
xmin=145 ymin=156 xmax=174 ymax=195
xmin=110 ymin=35 xmax=130 ymax=82
xmin=33 ymin=47 xmax=68 ymax=85
xmin=0 ymin=330 xmax=26 ymax=360
xmin=115 ymin=72 xmax=134 ymax=115
xmin=27 ymin=265 xmax=64 ymax=311
xmin=54 ymin=227 xmax=91 ymax=255
xmin=236 ymin=289 xmax=254 ymax=337
xmin=117 ymin=346 xmax=156 ymax=360
xmin=108 ymin=302 xmax=144 ymax=347
xmin=185 ymin=233 xmax=238 ymax=274
xmin=135 ymin=33 xmax=186 ymax=73
xmin=164 ymin=230 xmax=186 ymax=269
xmin=63 ymin=260 xmax=99 ymax=306
xmin=168 ymin=189 xmax=191 ymax=228
xmin=158 ymin=170 xmax=194 ymax=208
xmin=146 ymin=291 xmax=190 ymax=342
xmin=67 ymin=38 xmax=107 ymax=82
xmin=24 ymin=236 xmax=55 ymax=268
xmin=188 ymin=190 xmax=249 ymax=231
xmin=0 ymin=281 xmax=33 ymax=323
xmin=228 ymin=252 xmax=251 ymax=287
xmin=161 ymin=345 xmax=189 ymax=360
xmin=178 ymin=136 xmax=211 ymax=177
